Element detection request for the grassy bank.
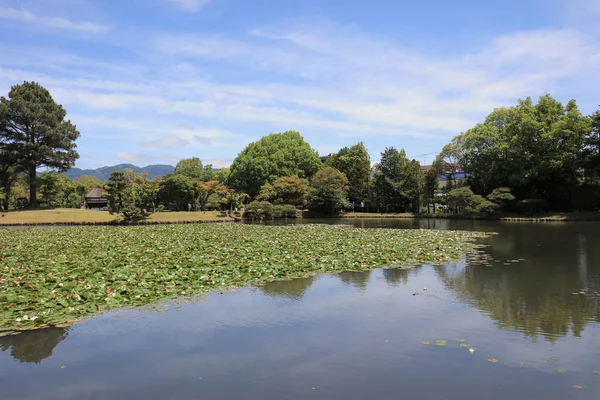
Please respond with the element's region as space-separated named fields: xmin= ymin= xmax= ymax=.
xmin=0 ymin=209 xmax=234 ymax=226
xmin=340 ymin=211 xmax=600 ymax=222
xmin=0 ymin=224 xmax=487 ymax=332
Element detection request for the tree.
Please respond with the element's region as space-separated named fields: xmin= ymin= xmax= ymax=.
xmin=215 ymin=167 xmax=230 ymax=184
xmin=306 ymin=166 xmax=349 ymax=215
xmin=448 ymin=186 xmax=496 ymax=215
xmin=372 ymin=147 xmax=423 ymax=212
xmin=158 ymin=173 xmax=196 ymax=211
xmin=487 ymin=187 xmax=515 ymax=211
xmin=0 ymin=82 xmax=80 ymax=207
xmin=220 ymin=189 xmax=248 ymax=213
xmin=228 ymin=131 xmax=321 ymax=197
xmin=197 ymin=180 xmax=225 ymax=211
xmin=423 ymin=160 xmax=442 ymax=213
xmin=174 ymin=157 xmax=215 ymax=182
xmin=257 ymin=176 xmax=308 ymax=206
xmin=105 ymin=170 xmax=157 ymax=221
xmin=0 ymin=150 xmax=19 ymax=211
xmin=584 ymin=107 xmax=600 ymax=182
xmin=325 ymin=142 xmax=371 ymax=204
xmin=455 ymin=95 xmax=591 ymax=209
xmin=105 ymin=171 xmax=136 ymax=220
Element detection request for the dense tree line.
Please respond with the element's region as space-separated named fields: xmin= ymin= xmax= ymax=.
xmin=3 ymin=81 xmax=599 ymax=217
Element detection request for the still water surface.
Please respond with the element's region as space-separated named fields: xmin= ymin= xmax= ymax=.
xmin=1 ymin=219 xmax=600 ymax=399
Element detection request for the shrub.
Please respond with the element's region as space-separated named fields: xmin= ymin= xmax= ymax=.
xmin=156 ymin=204 xmax=166 ymax=212
xmin=487 ymin=187 xmax=515 ymax=210
xmin=272 ymin=204 xmax=298 ymax=218
xmin=516 ymin=199 xmax=550 ymax=213
xmin=244 ymin=201 xmax=274 ymax=220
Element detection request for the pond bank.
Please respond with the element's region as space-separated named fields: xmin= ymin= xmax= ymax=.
xmin=338 ymin=212 xmax=600 ymax=222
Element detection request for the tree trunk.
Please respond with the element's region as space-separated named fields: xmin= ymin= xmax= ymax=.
xmin=29 ymin=165 xmax=37 ymax=208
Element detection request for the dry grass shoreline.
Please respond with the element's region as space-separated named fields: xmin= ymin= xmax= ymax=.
xmin=0 ymin=209 xmax=234 ymax=226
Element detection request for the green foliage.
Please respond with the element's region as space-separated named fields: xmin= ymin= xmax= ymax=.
xmin=0 ymin=150 xmax=20 ymax=211
xmin=244 ymin=200 xmax=274 ymax=219
xmin=158 ymin=174 xmax=196 ymax=211
xmin=0 ymin=224 xmax=486 ymax=331
xmin=448 ymin=186 xmax=497 ymax=215
xmin=228 ymin=131 xmax=321 ymax=197
xmin=272 ymin=204 xmax=298 ymax=218
xmin=307 ymin=166 xmax=349 ymax=216
xmin=456 ymin=95 xmax=591 ymax=209
xmin=584 ymin=107 xmax=600 ymax=181
xmin=486 ymin=187 xmax=515 ymax=210
xmin=215 ymin=167 xmax=230 ymax=184
xmin=0 ymin=81 xmax=80 ymax=207
xmin=174 ymin=157 xmax=215 ymax=182
xmin=423 ymin=159 xmax=442 ymax=213
xmin=257 ymin=176 xmax=308 ymax=206
xmin=105 ymin=170 xmax=158 ymax=221
xmin=372 ymin=147 xmax=423 ymax=212
xmin=325 ymin=142 xmax=371 ymax=204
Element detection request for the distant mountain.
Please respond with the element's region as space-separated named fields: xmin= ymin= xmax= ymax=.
xmin=64 ymin=164 xmax=175 ymax=181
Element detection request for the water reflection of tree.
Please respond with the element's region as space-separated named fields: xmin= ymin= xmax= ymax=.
xmin=259 ymin=276 xmax=315 ymax=300
xmin=338 ymin=271 xmax=371 ymax=290
xmin=382 ymin=268 xmax=410 ymax=286
xmin=0 ymin=328 xmax=68 ymax=363
xmin=436 ymin=225 xmax=600 ymax=342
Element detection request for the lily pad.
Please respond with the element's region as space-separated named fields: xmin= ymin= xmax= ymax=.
xmin=556 ymin=368 xmax=567 ymax=373
xmin=487 ymin=358 xmax=499 ymax=363
xmin=0 ymin=225 xmax=489 ymax=331
xmin=548 ymin=357 xmax=560 ymax=363
xmin=435 ymin=340 xmax=447 ymax=347
xmin=421 ymin=341 xmax=431 ymax=345
xmin=454 ymin=339 xmax=466 ymax=343
xmin=572 ymin=385 xmax=583 ymax=390
xmin=459 ymin=343 xmax=471 ymax=348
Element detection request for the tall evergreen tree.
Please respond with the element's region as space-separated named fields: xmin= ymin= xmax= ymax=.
xmin=0 ymin=82 xmax=80 ymax=207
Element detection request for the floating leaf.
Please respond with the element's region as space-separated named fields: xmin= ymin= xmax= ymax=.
xmin=487 ymin=358 xmax=499 ymax=363
xmin=556 ymin=368 xmax=567 ymax=373
xmin=421 ymin=341 xmax=431 ymax=345
xmin=548 ymin=357 xmax=560 ymax=363
xmin=572 ymin=385 xmax=583 ymax=390
xmin=459 ymin=343 xmax=471 ymax=348
xmin=435 ymin=340 xmax=447 ymax=347
xmin=454 ymin=339 xmax=466 ymax=343
xmin=0 ymin=224 xmax=487 ymax=331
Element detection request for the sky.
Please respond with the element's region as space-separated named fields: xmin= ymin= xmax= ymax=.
xmin=1 ymin=0 xmax=599 ymax=169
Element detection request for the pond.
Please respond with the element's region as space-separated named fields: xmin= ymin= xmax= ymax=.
xmin=1 ymin=219 xmax=599 ymax=399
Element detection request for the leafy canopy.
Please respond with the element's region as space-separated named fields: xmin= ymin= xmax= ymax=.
xmin=228 ymin=131 xmax=321 ymax=197
xmin=307 ymin=166 xmax=349 ymax=216
xmin=325 ymin=142 xmax=371 ymax=203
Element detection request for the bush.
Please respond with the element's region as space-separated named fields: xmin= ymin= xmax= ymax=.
xmin=156 ymin=204 xmax=166 ymax=212
xmin=487 ymin=187 xmax=515 ymax=210
xmin=516 ymin=199 xmax=550 ymax=213
xmin=272 ymin=204 xmax=298 ymax=218
xmin=14 ymin=197 xmax=29 ymax=210
xmin=244 ymin=201 xmax=274 ymax=220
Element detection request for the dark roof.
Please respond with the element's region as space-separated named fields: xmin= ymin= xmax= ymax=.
xmin=86 ymin=187 xmax=104 ymax=198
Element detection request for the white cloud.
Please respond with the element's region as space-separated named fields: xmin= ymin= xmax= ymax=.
xmin=3 ymin=14 xmax=600 ymax=168
xmin=141 ymin=136 xmax=190 ymax=148
xmin=167 ymin=0 xmax=210 ymax=12
xmin=0 ymin=6 xmax=109 ymax=34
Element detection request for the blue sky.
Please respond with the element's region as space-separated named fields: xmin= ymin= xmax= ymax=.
xmin=1 ymin=0 xmax=599 ymax=169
